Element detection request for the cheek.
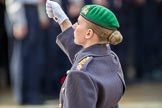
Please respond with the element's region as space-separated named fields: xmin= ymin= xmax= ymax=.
xmin=74 ymin=29 xmax=85 ymax=45
xmin=74 ymin=26 xmax=86 ymax=37
xmin=74 ymin=28 xmax=80 ymax=36
xmin=74 ymin=28 xmax=81 ymax=40
xmin=74 ymin=32 xmax=80 ymax=44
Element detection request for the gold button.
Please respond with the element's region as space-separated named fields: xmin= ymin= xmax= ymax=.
xmin=59 ymin=103 xmax=62 ymax=108
xmin=61 ymin=87 xmax=65 ymax=93
xmin=66 ymin=70 xmax=71 ymax=75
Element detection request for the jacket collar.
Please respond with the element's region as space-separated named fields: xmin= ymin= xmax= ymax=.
xmin=75 ymin=44 xmax=111 ymax=62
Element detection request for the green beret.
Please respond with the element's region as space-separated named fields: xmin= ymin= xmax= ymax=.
xmin=80 ymin=4 xmax=119 ymax=29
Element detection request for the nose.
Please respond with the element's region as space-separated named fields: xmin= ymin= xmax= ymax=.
xmin=72 ymin=23 xmax=77 ymax=29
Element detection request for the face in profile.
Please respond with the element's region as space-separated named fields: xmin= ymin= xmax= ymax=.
xmin=72 ymin=16 xmax=89 ymax=46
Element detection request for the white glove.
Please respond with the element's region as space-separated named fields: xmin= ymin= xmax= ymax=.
xmin=46 ymin=0 xmax=68 ymax=24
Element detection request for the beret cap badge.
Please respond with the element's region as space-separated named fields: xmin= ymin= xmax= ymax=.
xmin=82 ymin=6 xmax=90 ymax=15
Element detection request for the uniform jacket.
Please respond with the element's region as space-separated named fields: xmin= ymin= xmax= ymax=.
xmin=56 ymin=27 xmax=126 ymax=108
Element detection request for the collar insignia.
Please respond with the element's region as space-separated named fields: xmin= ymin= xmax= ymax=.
xmin=77 ymin=57 xmax=90 ymax=71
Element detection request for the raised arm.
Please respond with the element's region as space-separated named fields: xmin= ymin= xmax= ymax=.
xmin=46 ymin=0 xmax=82 ymax=63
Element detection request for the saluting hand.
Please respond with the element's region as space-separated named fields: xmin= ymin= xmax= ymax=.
xmin=46 ymin=0 xmax=68 ymax=24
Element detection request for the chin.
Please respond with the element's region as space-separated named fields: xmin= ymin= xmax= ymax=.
xmin=74 ymin=40 xmax=80 ymax=45
xmin=74 ymin=40 xmax=78 ymax=44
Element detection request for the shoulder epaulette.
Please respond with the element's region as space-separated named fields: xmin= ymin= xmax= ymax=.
xmin=76 ymin=56 xmax=93 ymax=71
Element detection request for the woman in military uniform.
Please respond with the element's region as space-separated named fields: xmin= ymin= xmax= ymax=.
xmin=46 ymin=0 xmax=126 ymax=108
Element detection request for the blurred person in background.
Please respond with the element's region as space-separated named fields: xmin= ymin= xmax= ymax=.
xmin=92 ymin=0 xmax=108 ymax=7
xmin=152 ymin=0 xmax=162 ymax=80
xmin=157 ymin=0 xmax=162 ymax=69
xmin=133 ymin=0 xmax=162 ymax=81
xmin=5 ymin=0 xmax=47 ymax=105
xmin=109 ymin=0 xmax=137 ymax=83
xmin=133 ymin=0 xmax=150 ymax=80
xmin=66 ymin=0 xmax=85 ymax=23
xmin=0 ymin=0 xmax=9 ymax=90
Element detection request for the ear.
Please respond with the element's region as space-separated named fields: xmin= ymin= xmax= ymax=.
xmin=85 ymin=29 xmax=94 ymax=39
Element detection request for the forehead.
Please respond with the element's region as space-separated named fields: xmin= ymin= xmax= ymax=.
xmin=78 ymin=15 xmax=88 ymax=22
xmin=78 ymin=15 xmax=92 ymax=26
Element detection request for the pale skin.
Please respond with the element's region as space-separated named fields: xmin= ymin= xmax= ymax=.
xmin=13 ymin=24 xmax=28 ymax=40
xmin=60 ymin=16 xmax=99 ymax=48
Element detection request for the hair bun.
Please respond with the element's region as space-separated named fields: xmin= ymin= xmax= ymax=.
xmin=108 ymin=30 xmax=123 ymax=45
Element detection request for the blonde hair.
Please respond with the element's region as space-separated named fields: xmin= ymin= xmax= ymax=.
xmin=87 ymin=22 xmax=123 ymax=45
